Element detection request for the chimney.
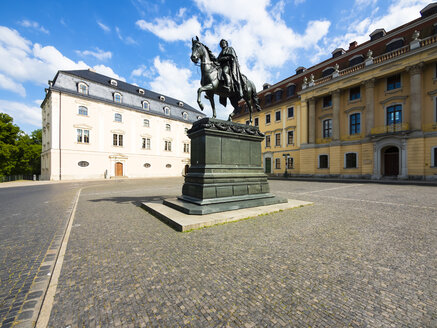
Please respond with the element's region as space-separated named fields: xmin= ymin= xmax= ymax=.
xmin=349 ymin=41 xmax=357 ymax=50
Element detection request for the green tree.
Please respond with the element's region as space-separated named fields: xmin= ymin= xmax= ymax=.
xmin=0 ymin=114 xmax=42 ymax=177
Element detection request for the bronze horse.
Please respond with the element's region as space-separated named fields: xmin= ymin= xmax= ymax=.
xmin=190 ymin=37 xmax=260 ymax=124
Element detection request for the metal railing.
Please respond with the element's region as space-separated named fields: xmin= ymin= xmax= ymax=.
xmin=370 ymin=123 xmax=409 ymax=135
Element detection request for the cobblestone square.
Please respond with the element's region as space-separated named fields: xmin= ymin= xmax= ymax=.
xmin=42 ymin=179 xmax=436 ymax=327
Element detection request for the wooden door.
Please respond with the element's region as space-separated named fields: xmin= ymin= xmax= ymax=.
xmin=384 ymin=147 xmax=399 ymax=176
xmin=265 ymin=158 xmax=271 ymax=174
xmin=115 ymin=162 xmax=123 ymax=176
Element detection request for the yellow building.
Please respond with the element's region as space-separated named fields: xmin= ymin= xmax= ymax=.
xmin=234 ymin=3 xmax=437 ymax=180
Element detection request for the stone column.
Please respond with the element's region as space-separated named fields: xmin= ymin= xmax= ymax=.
xmin=308 ymin=98 xmax=316 ymax=144
xmin=332 ymin=90 xmax=340 ymax=141
xmin=408 ymin=63 xmax=423 ymax=131
xmin=364 ymin=79 xmax=375 ymax=136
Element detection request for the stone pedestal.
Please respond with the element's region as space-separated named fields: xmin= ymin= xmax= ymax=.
xmin=164 ymin=118 xmax=286 ymax=214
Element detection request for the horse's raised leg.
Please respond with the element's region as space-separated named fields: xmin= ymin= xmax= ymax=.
xmin=206 ymin=91 xmax=216 ymax=118
xmin=197 ymin=87 xmax=205 ymax=111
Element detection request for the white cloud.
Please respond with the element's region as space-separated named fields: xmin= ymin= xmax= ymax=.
xmin=136 ymin=16 xmax=202 ymax=42
xmin=93 ymin=65 xmax=125 ymax=81
xmin=0 ymin=72 xmax=26 ymax=96
xmin=18 ymin=20 xmax=49 ymax=34
xmin=76 ymin=48 xmax=112 ymax=60
xmin=115 ymin=26 xmax=138 ymax=45
xmin=294 ymin=0 xmax=306 ymax=4
xmin=0 ymin=26 xmax=124 ymax=92
xmin=0 ymin=100 xmax=41 ymax=127
xmin=97 ymin=21 xmax=110 ymax=32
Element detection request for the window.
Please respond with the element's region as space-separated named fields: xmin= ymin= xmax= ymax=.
xmin=387 ymin=74 xmax=401 ymax=90
xmin=275 ymin=133 xmax=281 ymax=147
xmin=246 ymin=120 xmax=250 ymax=125
xmin=110 ymin=79 xmax=117 ymax=86
xmin=385 ymin=38 xmax=404 ymax=53
xmin=265 ymin=135 xmax=271 ymax=148
xmin=275 ymin=90 xmax=283 ymax=102
xmin=78 ymin=106 xmax=88 ymax=116
xmin=287 ymin=157 xmax=294 ymax=169
xmin=275 ymin=158 xmax=281 ymax=169
xmin=114 ymin=113 xmax=122 ymax=122
xmin=322 ymin=67 xmax=335 ymax=77
xmin=78 ymin=82 xmax=88 ymax=94
xmin=142 ymin=101 xmax=149 ymax=110
xmin=345 ymin=152 xmax=358 ymax=168
xmin=178 ymin=101 xmax=184 ymax=107
xmin=265 ymin=94 xmax=272 ymax=104
xmin=113 ymin=134 xmax=123 ymax=146
xmin=138 ymin=88 xmax=145 ymax=95
xmin=349 ymin=87 xmax=360 ymax=101
xmin=184 ymin=143 xmax=190 ymax=153
xmin=287 ymin=107 xmax=294 ymax=118
xmin=266 ymin=113 xmax=271 ymax=124
xmin=166 ymin=124 xmax=171 ymax=131
xmin=287 ymin=131 xmax=294 ymax=145
xmin=114 ymin=93 xmax=122 ymax=103
xmin=432 ymin=147 xmax=437 ymax=167
xmin=387 ymin=105 xmax=402 ymax=125
xmin=143 ymin=119 xmax=150 ymax=127
xmin=182 ymin=112 xmax=188 ymax=120
xmin=164 ymin=140 xmax=172 ymax=151
xmin=254 ymin=117 xmax=259 ymax=126
xmin=287 ymin=85 xmax=296 ymax=97
xmin=164 ymin=107 xmax=170 ymax=115
xmin=323 ymin=119 xmax=332 ymax=138
xmin=160 ymin=95 xmax=165 ymax=101
xmin=350 ymin=113 xmax=361 ymax=135
xmin=184 ymin=128 xmax=188 ymax=134
xmin=275 ymin=110 xmax=281 ymax=121
xmin=323 ymin=95 xmax=332 ymax=108
xmin=142 ymin=137 xmax=151 ymax=150
xmin=77 ymin=129 xmax=89 ymax=143
xmin=349 ymin=55 xmax=364 ymax=67
xmin=319 ymin=155 xmax=329 ymax=168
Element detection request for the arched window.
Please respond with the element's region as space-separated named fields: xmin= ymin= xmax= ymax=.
xmin=182 ymin=112 xmax=188 ymax=120
xmin=322 ymin=67 xmax=335 ymax=77
xmin=78 ymin=82 xmax=88 ymax=94
xmin=142 ymin=101 xmax=149 ymax=110
xmin=166 ymin=124 xmax=171 ymax=131
xmin=78 ymin=106 xmax=88 ymax=116
xmin=287 ymin=84 xmax=296 ymax=97
xmin=143 ymin=119 xmax=150 ymax=127
xmin=114 ymin=93 xmax=122 ymax=103
xmin=114 ymin=113 xmax=122 ymax=122
xmin=164 ymin=107 xmax=170 ymax=115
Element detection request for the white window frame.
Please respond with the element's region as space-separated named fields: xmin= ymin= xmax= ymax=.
xmin=76 ymin=128 xmax=90 ymax=144
xmin=164 ymin=140 xmax=172 ymax=151
xmin=182 ymin=112 xmax=188 ymax=120
xmin=78 ymin=82 xmax=88 ymax=94
xmin=142 ymin=137 xmax=151 ymax=150
xmin=287 ymin=107 xmax=294 ymax=119
xmin=114 ymin=113 xmax=122 ymax=122
xmin=110 ymin=79 xmax=118 ymax=86
xmin=165 ymin=123 xmax=171 ymax=131
xmin=385 ymin=103 xmax=403 ymax=125
xmin=348 ymin=112 xmax=361 ymax=135
xmin=164 ymin=106 xmax=170 ymax=116
xmin=344 ymin=152 xmax=358 ymax=169
xmin=78 ymin=106 xmax=88 ymax=116
xmin=322 ymin=119 xmax=332 ymax=138
xmin=287 ymin=130 xmax=294 ymax=145
xmin=275 ymin=110 xmax=281 ymax=122
xmin=275 ymin=132 xmax=281 ymax=147
xmin=287 ymin=157 xmax=294 ymax=169
xmin=142 ymin=101 xmax=150 ymax=110
xmin=183 ymin=143 xmax=190 ymax=153
xmin=114 ymin=92 xmax=122 ymax=103
xmin=318 ymin=154 xmax=329 ymax=169
xmin=143 ymin=119 xmax=150 ymax=127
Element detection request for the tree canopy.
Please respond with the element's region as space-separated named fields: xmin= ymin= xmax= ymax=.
xmin=0 ymin=113 xmax=41 ymax=177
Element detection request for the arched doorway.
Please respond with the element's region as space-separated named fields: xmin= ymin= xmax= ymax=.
xmin=115 ymin=162 xmax=123 ymax=176
xmin=383 ymin=146 xmax=399 ymax=176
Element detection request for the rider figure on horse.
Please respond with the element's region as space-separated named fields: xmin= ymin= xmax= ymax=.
xmin=217 ymin=39 xmax=244 ymax=98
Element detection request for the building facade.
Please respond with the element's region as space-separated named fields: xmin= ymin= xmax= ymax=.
xmin=41 ymin=69 xmax=205 ymax=180
xmin=234 ymin=3 xmax=437 ymax=180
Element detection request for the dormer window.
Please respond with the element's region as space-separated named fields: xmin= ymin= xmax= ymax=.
xmin=265 ymin=93 xmax=272 ymax=104
xmin=159 ymin=95 xmax=165 ymax=102
xmin=385 ymin=38 xmax=404 ymax=53
xmin=295 ymin=66 xmax=306 ymax=75
xmin=349 ymin=55 xmax=364 ymax=67
xmin=114 ymin=113 xmax=122 ymax=122
xmin=138 ymin=88 xmax=145 ymax=95
xmin=142 ymin=100 xmax=149 ymax=110
xmin=370 ymin=28 xmax=386 ymax=41
xmin=164 ymin=106 xmax=170 ymax=115
xmin=197 ymin=116 xmax=202 ymax=120
xmin=287 ymin=84 xmax=296 ymax=97
xmin=274 ymin=89 xmax=283 ymax=102
xmin=322 ymin=67 xmax=335 ymax=77
xmin=178 ymin=101 xmax=184 ymax=107
xmin=182 ymin=112 xmax=188 ymax=120
xmin=110 ymin=79 xmax=118 ymax=86
xmin=114 ymin=92 xmax=122 ymax=103
xmin=420 ymin=3 xmax=437 ymax=17
xmin=78 ymin=82 xmax=88 ymax=94
xmin=331 ymin=48 xmax=345 ymax=58
xmin=263 ymin=83 xmax=271 ymax=90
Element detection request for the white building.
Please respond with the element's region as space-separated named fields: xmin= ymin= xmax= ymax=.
xmin=40 ymin=69 xmax=205 ymax=180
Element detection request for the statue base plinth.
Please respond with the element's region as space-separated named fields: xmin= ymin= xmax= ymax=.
xmin=174 ymin=118 xmax=286 ymax=214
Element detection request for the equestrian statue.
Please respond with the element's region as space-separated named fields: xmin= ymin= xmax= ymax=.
xmin=190 ymin=36 xmax=261 ymax=124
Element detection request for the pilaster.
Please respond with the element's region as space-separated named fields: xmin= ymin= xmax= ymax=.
xmin=308 ymin=98 xmax=316 ymax=144
xmin=332 ymin=90 xmax=340 ymax=141
xmin=364 ymin=79 xmax=375 ymax=136
xmin=407 ymin=63 xmax=423 ymax=131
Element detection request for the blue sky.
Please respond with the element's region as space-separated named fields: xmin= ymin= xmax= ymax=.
xmin=0 ymin=0 xmax=431 ymax=133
